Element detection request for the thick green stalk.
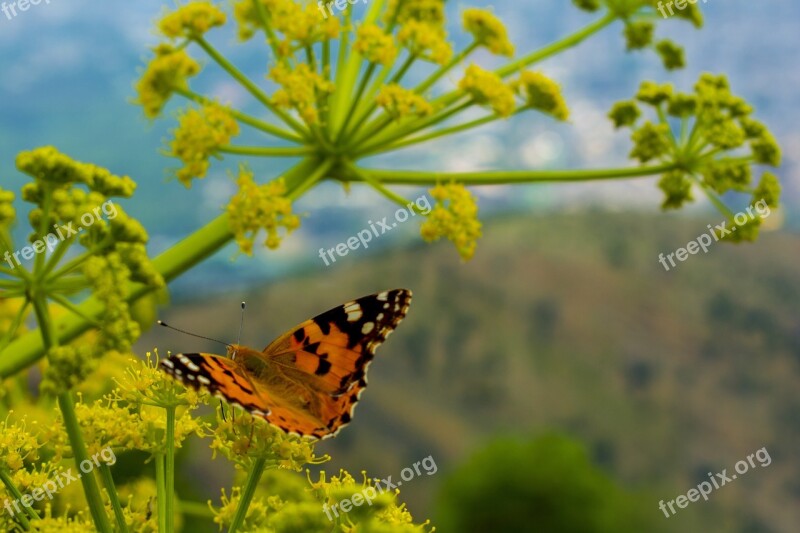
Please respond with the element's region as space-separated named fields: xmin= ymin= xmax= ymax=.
xmin=155 ymin=454 xmax=167 ymax=533
xmin=217 ymin=146 xmax=314 ymax=157
xmin=165 ymin=406 xmax=176 ymax=533
xmin=98 ymin=463 xmax=128 ymax=533
xmin=227 ymin=457 xmax=267 ymax=533
xmin=337 ymin=63 xmax=378 ymax=141
xmin=0 ymin=158 xmax=321 ymax=378
xmin=30 ymin=295 xmax=112 ymax=533
xmin=352 ymin=163 xmax=676 ymax=185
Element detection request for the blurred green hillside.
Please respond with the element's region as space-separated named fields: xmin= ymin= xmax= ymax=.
xmin=138 ymin=211 xmax=800 ymax=533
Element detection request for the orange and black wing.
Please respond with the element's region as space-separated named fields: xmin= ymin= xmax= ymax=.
xmin=260 ymin=288 xmax=412 ymax=437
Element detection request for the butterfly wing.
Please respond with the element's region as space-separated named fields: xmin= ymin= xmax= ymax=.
xmin=159 ymin=353 xmax=274 ymax=417
xmin=259 ymin=288 xmax=412 ymax=437
xmin=264 ymin=289 xmax=412 ymax=393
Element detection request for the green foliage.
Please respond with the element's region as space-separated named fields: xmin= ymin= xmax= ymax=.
xmin=434 ymin=434 xmax=662 ymax=533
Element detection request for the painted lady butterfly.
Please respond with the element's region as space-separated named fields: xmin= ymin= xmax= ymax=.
xmin=159 ymin=289 xmax=412 ymax=439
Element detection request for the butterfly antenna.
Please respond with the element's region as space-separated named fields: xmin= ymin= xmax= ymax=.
xmin=156 ymin=320 xmax=231 ymax=348
xmin=237 ymin=301 xmax=246 ymax=346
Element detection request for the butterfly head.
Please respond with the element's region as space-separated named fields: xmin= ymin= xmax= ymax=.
xmin=226 ymin=343 xmax=242 ymax=360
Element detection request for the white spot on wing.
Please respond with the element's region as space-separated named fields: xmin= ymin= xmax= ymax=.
xmin=377 ymin=292 xmax=388 ymax=301
xmin=197 ymin=375 xmax=211 ymax=385
xmin=362 ymin=322 xmax=375 ymax=334
xmin=345 ymin=303 xmax=363 ymax=322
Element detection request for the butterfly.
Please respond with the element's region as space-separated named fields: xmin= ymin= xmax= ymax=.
xmin=159 ymin=289 xmax=412 ymax=439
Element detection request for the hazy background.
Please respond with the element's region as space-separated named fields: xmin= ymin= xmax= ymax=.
xmin=1 ymin=1 xmax=798 ymax=531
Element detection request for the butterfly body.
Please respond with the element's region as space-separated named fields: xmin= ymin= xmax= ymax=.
xmin=160 ymin=289 xmax=412 ymax=439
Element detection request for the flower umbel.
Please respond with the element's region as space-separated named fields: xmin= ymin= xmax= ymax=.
xmin=227 ymin=168 xmax=300 ymax=254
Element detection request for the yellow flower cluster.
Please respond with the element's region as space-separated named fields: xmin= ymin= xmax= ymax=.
xmin=135 ymin=45 xmax=200 ymax=119
xmin=355 ymin=24 xmax=399 ymax=66
xmin=47 ymin=355 xmax=208 ymax=456
xmin=459 ymin=64 xmax=516 ymax=117
xmin=67 ymin=398 xmax=205 ymax=456
xmin=275 ymin=1 xmax=340 ymax=47
xmin=114 ymin=351 xmax=205 ymax=409
xmin=233 ymin=0 xmax=339 ymax=50
xmin=514 ymin=71 xmax=570 ymax=121
xmin=270 ymin=63 xmax=334 ymax=125
xmin=226 ymin=169 xmax=300 ymax=254
xmin=389 ymin=0 xmax=446 ymax=26
xmin=0 ymin=187 xmax=14 ymax=225
xmin=375 ymin=84 xmax=434 ymax=120
xmin=169 ymin=104 xmax=240 ymax=187
xmin=0 ymin=414 xmax=40 ymax=471
xmin=159 ymin=1 xmax=226 ymax=39
xmin=463 ymin=8 xmax=514 ymax=56
xmin=420 ymin=183 xmax=482 ymax=260
xmin=210 ymin=409 xmax=327 ymax=470
xmin=397 ymin=20 xmax=453 ymax=64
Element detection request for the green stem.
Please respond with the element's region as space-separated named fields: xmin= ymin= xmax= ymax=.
xmin=46 ymin=293 xmax=102 ymax=327
xmin=30 ymin=295 xmax=112 ymax=533
xmin=175 ymin=88 xmax=304 ymax=143
xmin=194 ymin=37 xmax=310 ymax=138
xmin=0 ymin=158 xmax=322 ymax=378
xmin=414 ymin=42 xmax=479 ymax=95
xmin=165 ymin=406 xmax=176 ymax=533
xmin=0 ymin=278 xmax=21 ymax=289
xmin=0 ymin=299 xmax=30 ymax=354
xmin=98 ymin=463 xmax=128 ymax=533
xmin=351 ymin=163 xmax=676 ymax=185
xmin=329 ymin=0 xmax=387 ymax=132
xmin=227 ymin=457 xmax=267 ymax=533
xmin=286 ymin=158 xmax=335 ymax=201
xmin=388 ymin=53 xmax=417 ymax=85
xmin=156 ymin=454 xmax=167 ymax=533
xmin=337 ymin=63 xmax=378 ymax=141
xmin=217 ymin=146 xmax=315 ymax=157
xmin=251 ymin=0 xmax=283 ymax=62
xmin=0 ymin=467 xmax=39 ymax=526
xmin=181 ymin=500 xmax=215 ymax=519
xmin=354 ymin=100 xmax=472 ymax=154
xmin=340 ymin=68 xmax=391 ymax=140
xmin=434 ymin=13 xmax=617 ymax=110
xmin=39 ymin=239 xmax=73 ymax=281
xmin=344 ymin=162 xmax=419 ymax=212
xmin=365 ymin=106 xmax=531 ymax=156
